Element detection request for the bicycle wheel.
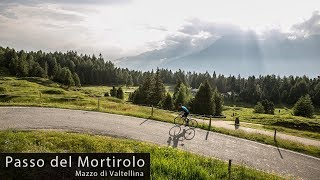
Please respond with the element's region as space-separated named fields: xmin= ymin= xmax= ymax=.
xmin=169 ymin=125 xmax=181 ymax=136
xmin=174 ymin=116 xmax=184 ymax=126
xmin=188 ymin=118 xmax=198 ymax=128
xmin=184 ymin=128 xmax=195 ymax=140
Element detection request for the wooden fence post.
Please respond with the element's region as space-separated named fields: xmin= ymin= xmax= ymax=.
xmin=228 ymin=159 xmax=232 ymax=179
xmin=151 ymin=105 xmax=154 ymax=117
xmin=98 ymin=97 xmax=100 ymax=110
xmin=274 ymin=128 xmax=277 ymax=141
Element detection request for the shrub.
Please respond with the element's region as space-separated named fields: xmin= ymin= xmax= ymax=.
xmin=116 ymin=87 xmax=124 ymax=99
xmin=254 ymin=102 xmax=264 ymax=113
xmin=41 ymin=89 xmax=64 ymax=95
xmin=0 ymin=87 xmax=6 ymax=93
xmin=254 ymin=100 xmax=274 ymax=114
xmin=110 ymin=86 xmax=117 ymax=97
xmin=293 ymin=94 xmax=314 ymax=118
xmin=261 ymin=99 xmax=274 ymax=114
xmin=104 ymin=92 xmax=110 ymax=97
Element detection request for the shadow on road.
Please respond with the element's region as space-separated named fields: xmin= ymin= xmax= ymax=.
xmin=167 ymin=125 xmax=196 ymax=148
xmin=275 ymin=141 xmax=284 ymax=159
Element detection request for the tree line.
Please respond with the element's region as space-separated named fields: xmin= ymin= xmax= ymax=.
xmin=129 ymin=69 xmax=223 ymax=116
xmin=1 ymin=46 xmax=319 ymax=107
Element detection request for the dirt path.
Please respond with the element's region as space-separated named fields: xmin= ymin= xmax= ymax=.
xmin=0 ymin=107 xmax=319 ymax=179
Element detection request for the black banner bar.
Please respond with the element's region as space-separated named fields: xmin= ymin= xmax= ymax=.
xmin=0 ymin=153 xmax=150 ymax=180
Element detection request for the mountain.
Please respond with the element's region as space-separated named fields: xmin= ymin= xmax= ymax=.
xmin=116 ymin=33 xmax=320 ymax=76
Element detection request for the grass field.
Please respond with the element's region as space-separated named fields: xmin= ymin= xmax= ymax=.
xmin=223 ymin=106 xmax=320 ymax=133
xmin=0 ymin=130 xmax=282 ymax=180
xmin=0 ymin=77 xmax=319 ymax=158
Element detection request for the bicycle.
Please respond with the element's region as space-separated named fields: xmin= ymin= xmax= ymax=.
xmin=169 ymin=114 xmax=197 ymax=140
xmin=173 ymin=114 xmax=198 ymax=128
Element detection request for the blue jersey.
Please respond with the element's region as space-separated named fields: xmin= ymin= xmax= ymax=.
xmin=180 ymin=106 xmax=190 ymax=114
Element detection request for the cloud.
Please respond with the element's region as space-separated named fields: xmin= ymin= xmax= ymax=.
xmin=179 ymin=18 xmax=243 ymax=36
xmin=1 ymin=0 xmax=131 ymax=6
xmin=292 ymin=11 xmax=320 ymax=37
xmin=145 ymin=25 xmax=168 ymax=31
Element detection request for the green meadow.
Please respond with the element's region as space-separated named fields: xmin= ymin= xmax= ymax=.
xmin=0 ymin=76 xmax=319 ymax=158
xmin=0 ymin=130 xmax=282 ymax=180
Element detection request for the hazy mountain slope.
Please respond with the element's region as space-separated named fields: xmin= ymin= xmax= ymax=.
xmin=116 ymin=34 xmax=320 ymax=76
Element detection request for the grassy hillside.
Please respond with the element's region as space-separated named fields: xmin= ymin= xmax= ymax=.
xmin=0 ymin=130 xmax=282 ymax=180
xmin=0 ymin=77 xmax=173 ymax=122
xmin=0 ymin=77 xmax=319 ymax=158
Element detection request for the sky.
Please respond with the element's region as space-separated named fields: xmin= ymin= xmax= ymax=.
xmin=0 ymin=0 xmax=319 ymax=60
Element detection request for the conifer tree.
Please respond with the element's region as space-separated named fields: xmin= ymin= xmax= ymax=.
xmin=110 ymin=86 xmax=117 ymax=97
xmin=150 ymin=68 xmax=166 ymax=105
xmin=162 ymin=93 xmax=174 ymax=110
xmin=193 ymin=80 xmax=215 ymax=115
xmin=293 ymin=94 xmax=314 ymax=118
xmin=116 ymin=87 xmax=124 ymax=99
xmin=213 ymin=88 xmax=223 ymax=116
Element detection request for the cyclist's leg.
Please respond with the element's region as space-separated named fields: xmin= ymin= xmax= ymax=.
xmin=184 ymin=112 xmax=190 ymax=125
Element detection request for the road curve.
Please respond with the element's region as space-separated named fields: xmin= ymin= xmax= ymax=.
xmin=0 ymin=107 xmax=319 ymax=179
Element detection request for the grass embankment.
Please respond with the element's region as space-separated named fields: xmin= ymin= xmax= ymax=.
xmin=222 ymin=106 xmax=320 ymax=141
xmin=0 ymin=77 xmax=319 ymax=158
xmin=0 ymin=130 xmax=282 ymax=180
xmin=240 ymin=123 xmax=320 ymax=140
xmin=0 ymin=77 xmax=172 ymax=122
xmin=223 ymin=106 xmax=320 ymax=133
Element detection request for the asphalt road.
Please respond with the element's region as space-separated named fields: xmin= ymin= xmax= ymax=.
xmin=0 ymin=107 xmax=319 ymax=179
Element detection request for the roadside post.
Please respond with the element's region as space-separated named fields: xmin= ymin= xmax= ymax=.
xmin=98 ymin=97 xmax=100 ymax=110
xmin=209 ymin=115 xmax=212 ymax=130
xmin=228 ymin=159 xmax=232 ymax=179
xmin=274 ymin=128 xmax=277 ymax=141
xmin=151 ymin=105 xmax=154 ymax=117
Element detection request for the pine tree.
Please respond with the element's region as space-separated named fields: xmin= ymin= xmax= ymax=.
xmin=73 ymin=73 xmax=81 ymax=87
xmin=150 ymin=68 xmax=166 ymax=105
xmin=31 ymin=62 xmax=46 ymax=78
xmin=127 ymin=75 xmax=133 ymax=86
xmin=110 ymin=86 xmax=117 ymax=97
xmin=61 ymin=67 xmax=75 ymax=87
xmin=261 ymin=99 xmax=274 ymax=114
xmin=162 ymin=93 xmax=174 ymax=110
xmin=193 ymin=80 xmax=215 ymax=115
xmin=313 ymin=83 xmax=320 ymax=106
xmin=173 ymin=78 xmax=182 ymax=100
xmin=174 ymin=83 xmax=190 ymax=108
xmin=213 ymin=88 xmax=223 ymax=116
xmin=116 ymin=87 xmax=124 ymax=99
xmin=293 ymin=94 xmax=314 ymax=118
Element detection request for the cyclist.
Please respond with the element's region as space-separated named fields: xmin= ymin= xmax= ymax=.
xmin=178 ymin=103 xmax=190 ymax=125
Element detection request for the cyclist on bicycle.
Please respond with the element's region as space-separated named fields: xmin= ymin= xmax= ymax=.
xmin=178 ymin=103 xmax=190 ymax=125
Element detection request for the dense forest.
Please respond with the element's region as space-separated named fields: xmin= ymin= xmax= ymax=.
xmin=0 ymin=46 xmax=319 ymax=107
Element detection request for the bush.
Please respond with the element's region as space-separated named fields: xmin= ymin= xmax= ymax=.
xmin=261 ymin=99 xmax=274 ymax=114
xmin=293 ymin=94 xmax=314 ymax=118
xmin=41 ymin=89 xmax=64 ymax=95
xmin=254 ymin=100 xmax=274 ymax=114
xmin=104 ymin=92 xmax=110 ymax=97
xmin=0 ymin=87 xmax=6 ymax=93
xmin=110 ymin=86 xmax=117 ymax=97
xmin=116 ymin=87 xmax=124 ymax=99
xmin=254 ymin=102 xmax=264 ymax=113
